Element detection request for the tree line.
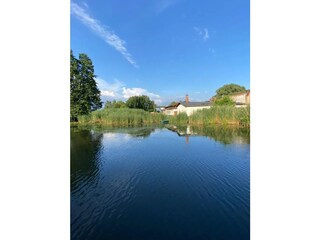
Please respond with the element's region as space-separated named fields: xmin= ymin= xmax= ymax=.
xmin=104 ymin=96 xmax=156 ymax=112
xmin=70 ymin=51 xmax=248 ymax=121
xmin=70 ymin=51 xmax=156 ymax=121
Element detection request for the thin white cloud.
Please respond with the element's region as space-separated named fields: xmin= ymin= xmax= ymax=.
xmin=155 ymin=0 xmax=181 ymax=14
xmin=101 ymin=90 xmax=115 ymax=97
xmin=96 ymin=78 xmax=125 ymax=98
xmin=194 ymin=27 xmax=210 ymax=41
xmin=203 ymin=28 xmax=209 ymax=41
xmin=71 ymin=2 xmax=138 ymax=67
xmin=209 ymin=48 xmax=215 ymax=54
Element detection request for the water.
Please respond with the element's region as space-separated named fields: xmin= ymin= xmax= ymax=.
xmin=71 ymin=126 xmax=250 ymax=240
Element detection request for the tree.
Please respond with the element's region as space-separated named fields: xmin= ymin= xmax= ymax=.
xmin=169 ymin=101 xmax=179 ymax=106
xmin=104 ymin=100 xmax=127 ymax=109
xmin=70 ymin=51 xmax=102 ymax=121
xmin=126 ymin=95 xmax=156 ymax=112
xmin=215 ymin=84 xmax=246 ymax=98
xmin=214 ymin=96 xmax=236 ymax=106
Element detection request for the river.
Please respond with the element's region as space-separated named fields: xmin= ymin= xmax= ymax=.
xmin=71 ymin=126 xmax=250 ymax=240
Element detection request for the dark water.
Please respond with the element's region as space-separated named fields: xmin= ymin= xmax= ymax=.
xmin=71 ymin=126 xmax=250 ymax=240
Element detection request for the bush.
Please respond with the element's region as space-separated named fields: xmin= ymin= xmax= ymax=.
xmin=214 ymin=96 xmax=235 ymax=106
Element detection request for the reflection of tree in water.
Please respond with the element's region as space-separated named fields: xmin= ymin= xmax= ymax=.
xmin=71 ymin=127 xmax=103 ymax=191
xmin=70 ymin=126 xmax=155 ymax=191
xmin=168 ymin=125 xmax=250 ymax=145
xmin=75 ymin=125 xmax=156 ymax=139
xmin=123 ymin=127 xmax=156 ymax=138
xmin=196 ymin=126 xmax=250 ymax=145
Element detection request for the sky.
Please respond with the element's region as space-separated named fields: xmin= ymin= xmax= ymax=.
xmin=71 ymin=0 xmax=250 ymax=106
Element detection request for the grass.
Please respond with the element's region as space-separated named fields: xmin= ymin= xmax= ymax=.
xmin=189 ymin=105 xmax=250 ymax=127
xmin=75 ymin=106 xmax=250 ymax=127
xmin=77 ymin=108 xmax=166 ymax=126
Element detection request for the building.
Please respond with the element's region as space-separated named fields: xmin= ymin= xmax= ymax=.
xmin=162 ymin=102 xmax=180 ymax=116
xmin=229 ymin=90 xmax=250 ymax=107
xmin=163 ymin=95 xmax=212 ymax=116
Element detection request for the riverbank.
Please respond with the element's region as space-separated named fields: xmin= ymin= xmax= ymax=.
xmin=73 ymin=106 xmax=250 ymax=127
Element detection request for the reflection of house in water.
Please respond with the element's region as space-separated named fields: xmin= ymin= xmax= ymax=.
xmin=166 ymin=125 xmax=198 ymax=144
xmin=231 ymin=136 xmax=247 ymax=145
xmin=167 ymin=125 xmax=250 ymax=145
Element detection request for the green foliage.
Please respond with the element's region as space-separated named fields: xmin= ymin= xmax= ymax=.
xmin=76 ymin=105 xmax=250 ymax=127
xmin=77 ymin=108 xmax=166 ymax=126
xmin=169 ymin=101 xmax=179 ymax=106
xmin=170 ymin=125 xmax=250 ymax=145
xmin=215 ymin=83 xmax=246 ymax=98
xmin=214 ymin=96 xmax=236 ymax=106
xmin=104 ymin=100 xmax=127 ymax=109
xmin=167 ymin=112 xmax=189 ymax=125
xmin=189 ymin=106 xmax=250 ymax=126
xmin=126 ymin=95 xmax=156 ymax=112
xmin=70 ymin=50 xmax=102 ymax=121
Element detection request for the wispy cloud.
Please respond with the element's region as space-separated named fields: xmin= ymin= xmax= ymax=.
xmin=155 ymin=0 xmax=181 ymax=14
xmin=209 ymin=48 xmax=215 ymax=54
xmin=96 ymin=78 xmax=125 ymax=98
xmin=100 ymin=90 xmax=115 ymax=97
xmin=194 ymin=27 xmax=210 ymax=41
xmin=71 ymin=2 xmax=138 ymax=67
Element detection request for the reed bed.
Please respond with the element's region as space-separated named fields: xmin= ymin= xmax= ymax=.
xmin=76 ymin=106 xmax=250 ymax=127
xmin=189 ymin=106 xmax=250 ymax=127
xmin=77 ymin=108 xmax=166 ymax=126
xmin=166 ymin=112 xmax=189 ymax=125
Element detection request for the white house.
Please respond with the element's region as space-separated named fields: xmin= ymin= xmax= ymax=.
xmin=229 ymin=90 xmax=250 ymax=107
xmin=163 ymin=95 xmax=212 ymax=116
xmin=162 ymin=103 xmax=180 ymax=116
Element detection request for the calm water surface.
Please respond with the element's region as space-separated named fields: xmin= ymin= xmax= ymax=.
xmin=71 ymin=126 xmax=250 ymax=240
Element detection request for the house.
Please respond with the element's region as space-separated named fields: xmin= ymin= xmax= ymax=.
xmin=163 ymin=95 xmax=212 ymax=116
xmin=163 ymin=102 xmax=180 ymax=116
xmin=229 ymin=90 xmax=250 ymax=107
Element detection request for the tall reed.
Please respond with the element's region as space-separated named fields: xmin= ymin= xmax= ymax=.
xmin=78 ymin=108 xmax=166 ymax=126
xmin=76 ymin=106 xmax=250 ymax=127
xmin=189 ymin=106 xmax=250 ymax=127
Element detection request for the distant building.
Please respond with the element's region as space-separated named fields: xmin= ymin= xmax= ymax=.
xmin=163 ymin=95 xmax=212 ymax=116
xmin=163 ymin=103 xmax=180 ymax=116
xmin=229 ymin=90 xmax=250 ymax=107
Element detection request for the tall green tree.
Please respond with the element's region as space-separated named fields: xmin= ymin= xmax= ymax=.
xmin=126 ymin=95 xmax=156 ymax=112
xmin=70 ymin=51 xmax=102 ymax=121
xmin=215 ymin=84 xmax=246 ymax=98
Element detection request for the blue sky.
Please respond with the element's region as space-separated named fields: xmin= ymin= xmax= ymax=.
xmin=71 ymin=0 xmax=249 ymax=105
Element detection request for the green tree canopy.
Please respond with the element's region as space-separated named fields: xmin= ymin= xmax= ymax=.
xmin=215 ymin=84 xmax=246 ymax=98
xmin=214 ymin=96 xmax=236 ymax=106
xmin=70 ymin=51 xmax=102 ymax=121
xmin=104 ymin=100 xmax=127 ymax=109
xmin=126 ymin=95 xmax=156 ymax=112
xmin=169 ymin=101 xmax=179 ymax=106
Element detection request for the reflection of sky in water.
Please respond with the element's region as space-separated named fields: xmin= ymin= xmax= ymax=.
xmin=71 ymin=127 xmax=250 ymax=240
xmin=102 ymin=133 xmax=132 ymax=146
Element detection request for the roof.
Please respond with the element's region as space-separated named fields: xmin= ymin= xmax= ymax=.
xmin=164 ymin=102 xmax=180 ymax=110
xmin=164 ymin=106 xmax=178 ymax=110
xmin=180 ymin=101 xmax=212 ymax=107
